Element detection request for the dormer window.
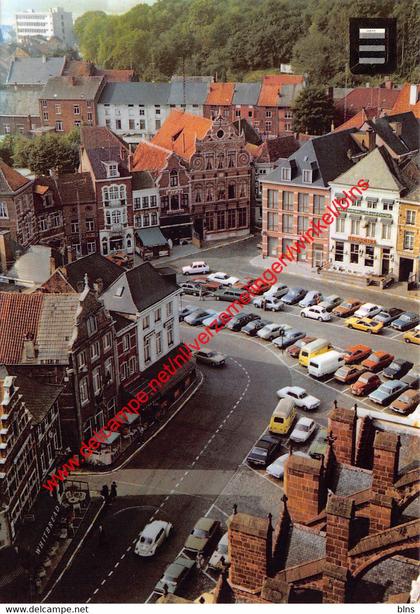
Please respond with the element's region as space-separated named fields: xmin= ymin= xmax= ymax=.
xmin=281 ymin=167 xmax=291 ymax=181
xmin=104 ymin=162 xmax=120 ymax=178
xmin=302 ymin=170 xmax=312 ymax=183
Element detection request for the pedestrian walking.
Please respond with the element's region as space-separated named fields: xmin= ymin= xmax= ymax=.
xmin=100 ymin=484 xmax=109 ymax=501
xmin=110 ymin=481 xmax=117 ymax=501
xmin=262 ymin=297 xmax=267 ymax=311
xmin=98 ymin=524 xmax=106 ymax=546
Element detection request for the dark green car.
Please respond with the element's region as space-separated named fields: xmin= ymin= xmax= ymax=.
xmin=308 ymin=427 xmax=328 ymax=460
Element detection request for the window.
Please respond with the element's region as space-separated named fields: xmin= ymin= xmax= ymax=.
xmin=297 ymin=216 xmax=309 ymax=233
xmin=0 ymin=202 xmax=8 ymax=219
xmin=86 ymin=218 xmax=95 ymax=231
xmin=104 ymin=357 xmax=113 ymax=383
xmin=139 ymin=105 xmax=145 ymax=115
xmin=129 ymin=119 xmax=135 ymax=130
xmin=298 ymin=193 xmax=309 ymax=212
xmin=336 ymin=216 xmax=345 ymax=232
xmin=4 ymin=125 xmax=10 ymax=134
xmin=77 ymin=350 xmax=86 ymax=369
xmin=227 ymin=151 xmax=236 ymax=167
xmin=267 ymin=212 xmax=278 ymax=231
xmin=267 ymin=190 xmax=278 ymax=209
xmin=350 ymin=243 xmax=359 ymax=264
xmin=74 ymin=105 xmax=80 ymax=115
xmin=151 ymin=195 xmax=157 ymax=207
xmin=134 ymin=197 xmax=141 ymax=210
xmin=282 ymin=191 xmax=294 ymax=210
xmin=139 ymin=120 xmax=145 ymax=130
xmin=93 ymin=367 xmax=101 ymax=395
xmin=79 ymin=377 xmax=89 ymax=404
xmin=302 ymin=170 xmax=312 ymax=183
xmin=265 ymin=109 xmax=272 ymax=118
xmin=156 ymin=331 xmax=162 ymax=355
xmin=238 ymin=208 xmax=247 ymax=227
xmin=228 ymin=183 xmax=235 ymax=199
xmin=143 ymin=315 xmax=150 ymax=330
xmin=90 ymin=340 xmax=100 ymax=360
xmin=55 ymin=120 xmax=63 ymax=131
xmin=144 ymin=337 xmax=151 ymax=363
xmin=102 ymin=332 xmax=112 ymax=351
xmin=55 ymin=104 xmax=61 ymax=114
xmin=205 ymin=155 xmax=213 ymax=170
xmin=105 ymin=119 xmax=111 ymax=128
xmin=182 ymin=193 xmax=188 ymax=208
xmin=170 ymin=170 xmax=178 ymax=187
xmin=403 ymin=231 xmax=414 ymax=250
xmin=115 ymin=119 xmax=122 ymax=130
xmin=143 ymin=212 xmax=150 ymax=227
xmin=167 ymin=321 xmax=174 ymax=347
xmin=406 ymin=210 xmax=416 ymax=225
xmin=265 ymin=121 xmax=272 ymax=132
xmin=350 ymin=218 xmax=360 ymax=235
xmin=129 ymin=356 xmax=137 ymax=374
xmin=155 ymin=119 xmax=161 ymax=130
xmin=217 ymin=210 xmax=225 ymax=230
xmin=41 ymin=100 xmax=47 ymax=108
xmin=87 ymin=315 xmax=97 ymax=336
xmin=285 ymin=123 xmax=292 ymax=130
xmin=87 ymin=112 xmax=93 ymax=123
xmin=313 ymin=195 xmax=324 ymax=215
xmin=71 ymin=221 xmax=79 ymax=234
xmin=166 ymin=301 xmax=173 ymax=317
xmin=50 ymin=212 xmax=61 ymax=227
xmin=334 ymin=241 xmax=344 ymax=262
xmin=39 ymin=216 xmax=48 ymax=231
xmin=366 ymin=221 xmax=376 ymax=238
xmin=141 ymin=196 xmax=149 ymax=209
xmin=154 ymin=308 xmax=161 ymax=323
xmin=364 ymin=245 xmax=374 ymax=267
xmin=285 ymin=110 xmax=293 ymax=119
xmin=87 ymin=241 xmax=96 ymax=254
xmin=282 ymin=214 xmax=293 ymax=233
xmin=121 ymin=362 xmax=128 ymax=381
xmin=281 ymin=167 xmax=291 ymax=181
xmin=367 ymin=199 xmax=377 ymax=209
xmin=382 ymin=223 xmax=391 ymax=240
xmin=235 ymin=109 xmax=240 ymax=117
xmin=122 ymin=334 xmax=130 ymax=351
xmin=205 ymin=211 xmax=214 ymax=231
xmin=43 ymin=111 xmax=49 ymax=121
xmin=151 ymin=211 xmax=158 ymax=225
xmin=383 ymin=201 xmax=394 ymax=211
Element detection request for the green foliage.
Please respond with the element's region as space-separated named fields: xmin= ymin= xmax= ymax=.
xmin=3 ymin=131 xmax=80 ymax=175
xmin=0 ymin=135 xmax=16 ymax=166
xmin=74 ymin=0 xmax=418 ymax=85
xmin=292 ymin=86 xmax=335 ymax=135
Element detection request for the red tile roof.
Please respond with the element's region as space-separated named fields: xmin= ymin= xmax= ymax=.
xmin=205 ymin=82 xmax=235 ymax=106
xmin=334 ymin=107 xmax=379 ymax=132
xmin=257 ymin=74 xmax=305 ymax=107
xmin=0 ymin=293 xmax=44 ymax=363
xmin=151 ymin=110 xmax=212 ymax=161
xmin=95 ymin=68 xmax=135 ymax=82
xmin=391 ymin=84 xmax=420 ymax=118
xmin=132 ymin=141 xmax=171 ymax=172
xmin=335 ymin=87 xmax=400 ymax=117
xmin=263 ymin=74 xmax=304 ymax=86
xmin=80 ymin=126 xmax=128 ymax=151
xmin=0 ymin=161 xmax=31 ymax=193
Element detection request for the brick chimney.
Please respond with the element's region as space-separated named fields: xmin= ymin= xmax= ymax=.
xmin=323 ymin=495 xmax=354 ymax=603
xmin=328 ymin=406 xmax=356 ymax=465
xmin=366 ymin=126 xmax=376 ymax=151
xmin=369 ymin=431 xmax=400 ymax=534
xmin=284 ymin=454 xmax=325 ymax=523
xmin=228 ymin=512 xmax=272 ymax=595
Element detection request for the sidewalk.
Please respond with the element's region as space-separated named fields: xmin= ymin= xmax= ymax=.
xmin=249 ymin=255 xmax=420 ymax=302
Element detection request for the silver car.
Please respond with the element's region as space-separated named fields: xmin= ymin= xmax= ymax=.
xmin=194 ymin=348 xmax=226 ymax=367
xmin=154 ymin=556 xmax=195 ymax=594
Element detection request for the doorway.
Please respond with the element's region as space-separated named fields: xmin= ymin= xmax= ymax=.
xmin=399 ymin=257 xmax=413 ymax=281
xmin=381 ymin=248 xmax=391 ymax=275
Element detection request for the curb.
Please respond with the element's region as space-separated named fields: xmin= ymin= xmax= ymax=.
xmin=73 ymin=370 xmax=204 ymax=477
xmin=249 ymin=256 xmax=420 ymax=303
xmin=157 ymin=234 xmax=254 ymax=265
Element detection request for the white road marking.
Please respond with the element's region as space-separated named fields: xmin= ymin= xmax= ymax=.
xmin=108 ymin=571 xmax=113 ymax=577
xmin=101 ymin=579 xmax=106 ymax=586
xmin=114 ymin=561 xmax=120 ymax=569
xmin=93 ymin=588 xmax=99 ymax=595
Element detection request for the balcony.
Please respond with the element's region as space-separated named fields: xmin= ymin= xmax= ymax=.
xmin=104 ymin=199 xmax=126 ymax=208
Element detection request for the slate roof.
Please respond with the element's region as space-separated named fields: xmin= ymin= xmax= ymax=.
xmin=233 ymin=118 xmax=262 ymax=145
xmin=167 ymin=79 xmax=209 ymax=105
xmin=10 ymin=370 xmax=62 ymax=423
xmin=102 ymin=262 xmax=178 ymax=315
xmin=95 ymin=68 xmax=135 ymax=82
xmin=256 ymin=135 xmax=300 ymax=163
xmin=152 ymin=109 xmax=212 ymax=161
xmin=132 ymin=141 xmax=171 ymax=172
xmin=232 ymin=82 xmax=261 ymax=106
xmin=370 ymin=111 xmax=419 ymax=156
xmin=5 ymin=55 xmax=65 ymax=85
xmin=278 ymin=83 xmax=305 ymax=107
xmin=63 ymin=253 xmax=123 ymax=293
xmin=6 ymin=245 xmax=56 ymax=286
xmin=99 ymin=81 xmax=170 ymax=105
xmin=266 ymin=128 xmax=362 ymax=188
xmin=391 ymin=83 xmax=420 ymax=118
xmin=35 ymin=294 xmax=79 ymax=363
xmin=80 ymin=126 xmax=130 ymax=179
xmin=334 ymin=465 xmax=372 ymax=496
xmin=284 ymin=525 xmax=326 ymax=568
xmin=131 ymin=170 xmax=156 ymax=190
xmin=205 ymin=82 xmax=235 ymax=106
xmin=40 ymin=76 xmax=104 ymax=101
xmin=0 ymin=292 xmax=43 ymax=363
xmin=0 ymin=160 xmax=31 ymax=193
xmin=111 ymin=312 xmax=133 ymax=332
xmin=55 ymin=172 xmax=95 ymax=204
xmin=0 ymin=87 xmax=41 ymax=117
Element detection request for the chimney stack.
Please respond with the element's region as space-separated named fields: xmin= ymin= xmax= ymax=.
xmin=409 ymin=84 xmax=418 ymax=106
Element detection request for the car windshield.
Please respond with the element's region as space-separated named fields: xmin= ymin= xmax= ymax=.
xmin=219 ymin=543 xmax=228 ymax=555
xmin=165 ymin=571 xmax=179 ymax=583
xmin=192 ymin=528 xmax=208 ymax=538
xmin=252 ymin=447 xmax=267 ymax=457
xmin=140 ymin=536 xmax=153 ymax=544
xmin=359 ymin=375 xmax=370 ymax=383
xmin=336 ymin=368 xmax=346 ymax=376
xmin=342 ymin=302 xmax=352 ymax=308
xmin=370 ymin=355 xmax=380 ymax=362
xmin=401 ymin=314 xmax=412 ymax=321
xmin=297 ymin=423 xmax=310 ymax=432
xmin=388 ymin=362 xmax=399 ymax=369
xmin=206 ymin=352 xmax=216 ymax=357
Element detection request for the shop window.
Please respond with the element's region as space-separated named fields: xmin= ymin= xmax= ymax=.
xmin=350 ymin=243 xmax=359 ymax=264
xmin=334 ymin=241 xmax=344 ymax=262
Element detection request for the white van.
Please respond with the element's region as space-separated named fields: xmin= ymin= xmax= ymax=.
xmin=308 ymin=350 xmax=344 ymax=378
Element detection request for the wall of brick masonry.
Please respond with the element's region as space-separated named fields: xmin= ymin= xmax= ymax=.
xmin=328 ymin=406 xmax=356 ymax=466
xmin=323 ymin=495 xmax=354 ymax=603
xmin=284 ymin=455 xmax=325 ymax=523
xmin=369 ymin=431 xmax=400 ymax=533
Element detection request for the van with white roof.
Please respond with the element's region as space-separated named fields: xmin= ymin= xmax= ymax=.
xmin=308 ymin=350 xmax=344 ymax=379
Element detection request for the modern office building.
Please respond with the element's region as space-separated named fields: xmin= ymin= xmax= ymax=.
xmin=15 ymin=7 xmax=74 ymax=47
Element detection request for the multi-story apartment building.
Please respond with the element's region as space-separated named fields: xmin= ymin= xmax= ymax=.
xmin=260 ymin=129 xmax=364 ymax=266
xmin=0 ymin=161 xmax=35 ymax=247
xmin=79 ymin=126 xmax=134 ymax=259
xmin=39 ymin=76 xmax=105 ymax=133
xmin=254 ymin=74 xmax=305 ymax=137
xmin=15 ymin=7 xmax=74 ymax=47
xmin=397 ymin=182 xmax=420 ymax=282
xmin=132 ymin=171 xmax=160 ymax=231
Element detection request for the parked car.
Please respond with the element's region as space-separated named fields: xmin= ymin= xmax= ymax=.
xmin=290 ymin=417 xmax=316 ymax=443
xmin=266 ymin=451 xmax=310 ymax=479
xmin=351 ymin=372 xmax=382 ymax=396
xmin=213 ymin=287 xmax=244 ymax=302
xmin=287 ymin=336 xmax=316 ymax=359
xmin=257 ymin=323 xmax=292 ymax=341
xmin=402 ymin=372 xmax=419 ymax=390
xmin=202 ymin=312 xmax=223 ymax=328
xmin=182 ymin=261 xmax=210 ymax=275
xmin=368 ymin=380 xmax=408 ymax=405
xmin=207 ymin=272 xmax=239 ymax=286
xmin=208 ymin=532 xmax=229 ymax=569
xmin=154 ymin=556 xmax=195 ymax=594
xmin=106 ymin=251 xmax=131 ymax=267
xmin=252 ymin=296 xmax=284 ymax=311
xmin=247 ymin=434 xmax=284 ymax=467
xmin=194 ymin=349 xmax=226 ymax=367
xmin=242 ymin=277 xmax=271 ymax=295
xmin=226 ymin=313 xmax=260 ymax=331
xmin=334 ymin=364 xmax=367 ymax=384
xmin=362 ymin=351 xmax=394 ymax=372
xmin=332 ymin=298 xmax=362 ymax=318
xmin=281 ymin=287 xmax=307 ymax=305
xmin=276 ymin=386 xmax=320 ymax=410
xmin=383 ymin=359 xmax=414 ymax=380
xmin=184 ymin=309 xmax=217 ymax=326
xmin=343 ymin=344 xmax=372 ymax=364
xmin=272 ymin=329 xmax=305 ymax=349
xmin=318 ymin=295 xmax=342 ymax=312
xmin=373 ymin=308 xmax=404 ymax=326
xmin=308 ymin=350 xmax=344 ymax=378
xmin=241 ymin=318 xmax=271 ymax=336
xmin=263 ymin=284 xmax=289 ymax=299
xmin=300 ymin=305 xmax=331 ymax=322
xmin=308 ymin=428 xmax=328 ymax=460
xmin=179 ymin=305 xmax=199 ymax=322
xmin=354 ymin=303 xmax=383 ymax=318
xmin=184 ymin=517 xmax=220 ymax=554
xmin=179 ymin=281 xmax=210 ymax=296
xmin=345 ymin=317 xmax=384 ymax=334
xmin=404 ymin=327 xmax=420 ymax=344
xmin=134 ymin=520 xmax=172 ymax=557
xmin=299 ymin=290 xmax=322 ymax=308
xmin=391 ymin=312 xmax=420 ymax=331
xmin=390 ymin=389 xmax=420 ymax=415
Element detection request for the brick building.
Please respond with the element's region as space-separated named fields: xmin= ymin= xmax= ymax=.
xmin=254 ymin=74 xmax=305 ymax=137
xmin=39 ymin=75 xmax=105 ymax=133
xmin=216 ymin=404 xmax=420 ymax=604
xmin=334 ymin=85 xmax=400 ymax=127
xmin=0 ymin=160 xmax=35 ymax=247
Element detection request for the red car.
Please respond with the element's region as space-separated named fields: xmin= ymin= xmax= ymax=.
xmin=242 ymin=277 xmax=272 ymax=295
xmin=287 ymin=336 xmax=316 ymax=359
xmin=344 ymin=344 xmax=372 ymax=365
xmin=351 ymin=372 xmax=382 ymax=396
xmin=362 ymin=351 xmax=394 ymax=372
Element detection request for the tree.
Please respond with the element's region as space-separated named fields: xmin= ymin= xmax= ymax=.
xmin=12 ymin=132 xmax=80 ymax=175
xmin=0 ymin=135 xmax=16 ymax=166
xmin=292 ymin=86 xmax=335 ymax=135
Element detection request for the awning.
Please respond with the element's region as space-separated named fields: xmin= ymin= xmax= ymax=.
xmin=135 ymin=227 xmax=168 ymax=248
xmin=101 ymin=430 xmax=121 ymax=445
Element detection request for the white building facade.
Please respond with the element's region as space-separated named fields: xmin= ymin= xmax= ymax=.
xmin=15 ymin=7 xmax=74 ymax=47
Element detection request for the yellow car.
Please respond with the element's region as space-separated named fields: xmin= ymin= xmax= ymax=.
xmin=404 ymin=328 xmax=420 ymax=344
xmin=345 ymin=317 xmax=384 ymax=334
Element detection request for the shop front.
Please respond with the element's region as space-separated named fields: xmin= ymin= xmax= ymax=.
xmin=135 ymin=227 xmax=170 ymax=260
